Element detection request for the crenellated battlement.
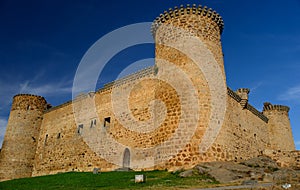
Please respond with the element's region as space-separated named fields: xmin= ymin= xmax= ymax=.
xmin=227 ymin=87 xmax=268 ymax=123
xmin=13 ymin=94 xmax=45 ymax=99
xmin=263 ymin=102 xmax=290 ymax=113
xmin=11 ymin=94 xmax=49 ymax=111
xmin=236 ymin=88 xmax=250 ymax=109
xmin=236 ymin=88 xmax=250 ymax=95
xmin=151 ymin=4 xmax=224 ymax=36
xmin=97 ymin=66 xmax=157 ymax=93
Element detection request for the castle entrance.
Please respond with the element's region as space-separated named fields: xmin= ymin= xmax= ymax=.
xmin=123 ymin=148 xmax=130 ymax=168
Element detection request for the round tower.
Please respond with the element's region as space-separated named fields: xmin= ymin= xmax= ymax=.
xmin=151 ymin=4 xmax=227 ymax=168
xmin=263 ymin=102 xmax=295 ymax=151
xmin=152 ymin=4 xmax=225 ymax=78
xmin=0 ymin=94 xmax=48 ymax=181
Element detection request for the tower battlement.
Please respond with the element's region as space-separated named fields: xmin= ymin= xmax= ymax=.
xmin=13 ymin=93 xmax=45 ymax=99
xmin=263 ymin=102 xmax=290 ymax=113
xmin=11 ymin=94 xmax=50 ymax=111
xmin=236 ymin=88 xmax=250 ymax=108
xmin=151 ymin=4 xmax=224 ymax=36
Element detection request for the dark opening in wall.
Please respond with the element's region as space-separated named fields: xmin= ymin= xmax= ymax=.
xmin=104 ymin=117 xmax=111 ymax=127
xmin=57 ymin=133 xmax=61 ymax=139
xmin=32 ymin=136 xmax=36 ymax=142
xmin=90 ymin=119 xmax=97 ymax=128
xmin=44 ymin=134 xmax=48 ymax=145
xmin=78 ymin=124 xmax=83 ymax=134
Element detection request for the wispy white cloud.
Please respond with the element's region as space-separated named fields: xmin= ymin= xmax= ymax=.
xmin=249 ymin=81 xmax=264 ymax=93
xmin=295 ymin=141 xmax=300 ymax=146
xmin=278 ymin=85 xmax=300 ymax=101
xmin=19 ymin=80 xmax=72 ymax=97
xmin=0 ymin=75 xmax=73 ymax=148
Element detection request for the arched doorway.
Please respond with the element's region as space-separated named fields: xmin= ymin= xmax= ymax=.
xmin=123 ymin=148 xmax=130 ymax=168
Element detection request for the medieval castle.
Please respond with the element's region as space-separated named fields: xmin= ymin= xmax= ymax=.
xmin=0 ymin=4 xmax=299 ymax=181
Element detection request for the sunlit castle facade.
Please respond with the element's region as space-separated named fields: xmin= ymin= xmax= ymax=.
xmin=0 ymin=4 xmax=298 ymax=181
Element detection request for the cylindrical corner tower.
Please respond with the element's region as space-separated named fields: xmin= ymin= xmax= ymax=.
xmin=152 ymin=4 xmax=226 ymax=78
xmin=263 ymin=103 xmax=295 ymax=151
xmin=0 ymin=94 xmax=48 ymax=181
xmin=151 ymin=4 xmax=227 ymax=169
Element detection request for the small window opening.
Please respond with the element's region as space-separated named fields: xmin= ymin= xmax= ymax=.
xmin=90 ymin=119 xmax=97 ymax=128
xmin=27 ymin=105 xmax=31 ymax=111
xmin=57 ymin=133 xmax=61 ymax=139
xmin=104 ymin=117 xmax=111 ymax=127
xmin=32 ymin=136 xmax=36 ymax=142
xmin=44 ymin=134 xmax=48 ymax=145
xmin=78 ymin=124 xmax=83 ymax=134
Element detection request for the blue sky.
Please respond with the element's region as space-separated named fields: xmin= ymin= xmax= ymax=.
xmin=0 ymin=0 xmax=299 ymax=150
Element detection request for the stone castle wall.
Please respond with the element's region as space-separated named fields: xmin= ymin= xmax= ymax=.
xmin=0 ymin=95 xmax=48 ymax=181
xmin=263 ymin=103 xmax=295 ymax=151
xmin=30 ymin=75 xmax=294 ymax=176
xmin=0 ymin=4 xmax=296 ymax=181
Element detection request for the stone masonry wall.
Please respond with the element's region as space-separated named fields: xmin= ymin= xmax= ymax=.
xmin=263 ymin=103 xmax=295 ymax=151
xmin=0 ymin=95 xmax=47 ymax=181
xmin=264 ymin=149 xmax=300 ymax=169
xmin=32 ymin=94 xmax=115 ymax=177
xmin=159 ymin=88 xmax=271 ymax=171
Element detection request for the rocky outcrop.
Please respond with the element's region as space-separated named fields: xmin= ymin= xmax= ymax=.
xmin=178 ymin=156 xmax=300 ymax=188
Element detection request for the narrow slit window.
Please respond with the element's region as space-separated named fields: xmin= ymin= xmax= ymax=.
xmin=78 ymin=124 xmax=83 ymax=134
xmin=90 ymin=119 xmax=97 ymax=128
xmin=104 ymin=117 xmax=111 ymax=127
xmin=44 ymin=134 xmax=48 ymax=145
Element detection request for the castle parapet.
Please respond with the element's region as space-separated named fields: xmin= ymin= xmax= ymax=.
xmin=236 ymin=88 xmax=250 ymax=108
xmin=151 ymin=4 xmax=224 ymax=36
xmin=12 ymin=94 xmax=50 ymax=111
xmin=263 ymin=102 xmax=295 ymax=151
xmin=263 ymin=102 xmax=290 ymax=112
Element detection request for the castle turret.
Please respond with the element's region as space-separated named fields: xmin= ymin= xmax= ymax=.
xmin=151 ymin=4 xmax=227 ymax=167
xmin=236 ymin=88 xmax=250 ymax=108
xmin=263 ymin=102 xmax=295 ymax=151
xmin=0 ymin=94 xmax=48 ymax=181
xmin=152 ymin=4 xmax=226 ymax=78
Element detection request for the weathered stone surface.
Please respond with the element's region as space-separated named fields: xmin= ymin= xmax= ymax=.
xmin=179 ymin=169 xmax=194 ymax=178
xmin=193 ymin=159 xmax=300 ymax=186
xmin=241 ymin=156 xmax=279 ymax=171
xmin=208 ymin=168 xmax=238 ymax=183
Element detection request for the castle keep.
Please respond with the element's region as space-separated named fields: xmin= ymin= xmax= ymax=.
xmin=0 ymin=4 xmax=298 ymax=181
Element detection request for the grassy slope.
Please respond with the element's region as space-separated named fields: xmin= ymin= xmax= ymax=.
xmin=0 ymin=170 xmax=218 ymax=190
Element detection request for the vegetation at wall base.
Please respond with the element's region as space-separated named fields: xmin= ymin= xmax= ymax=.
xmin=0 ymin=170 xmax=218 ymax=190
